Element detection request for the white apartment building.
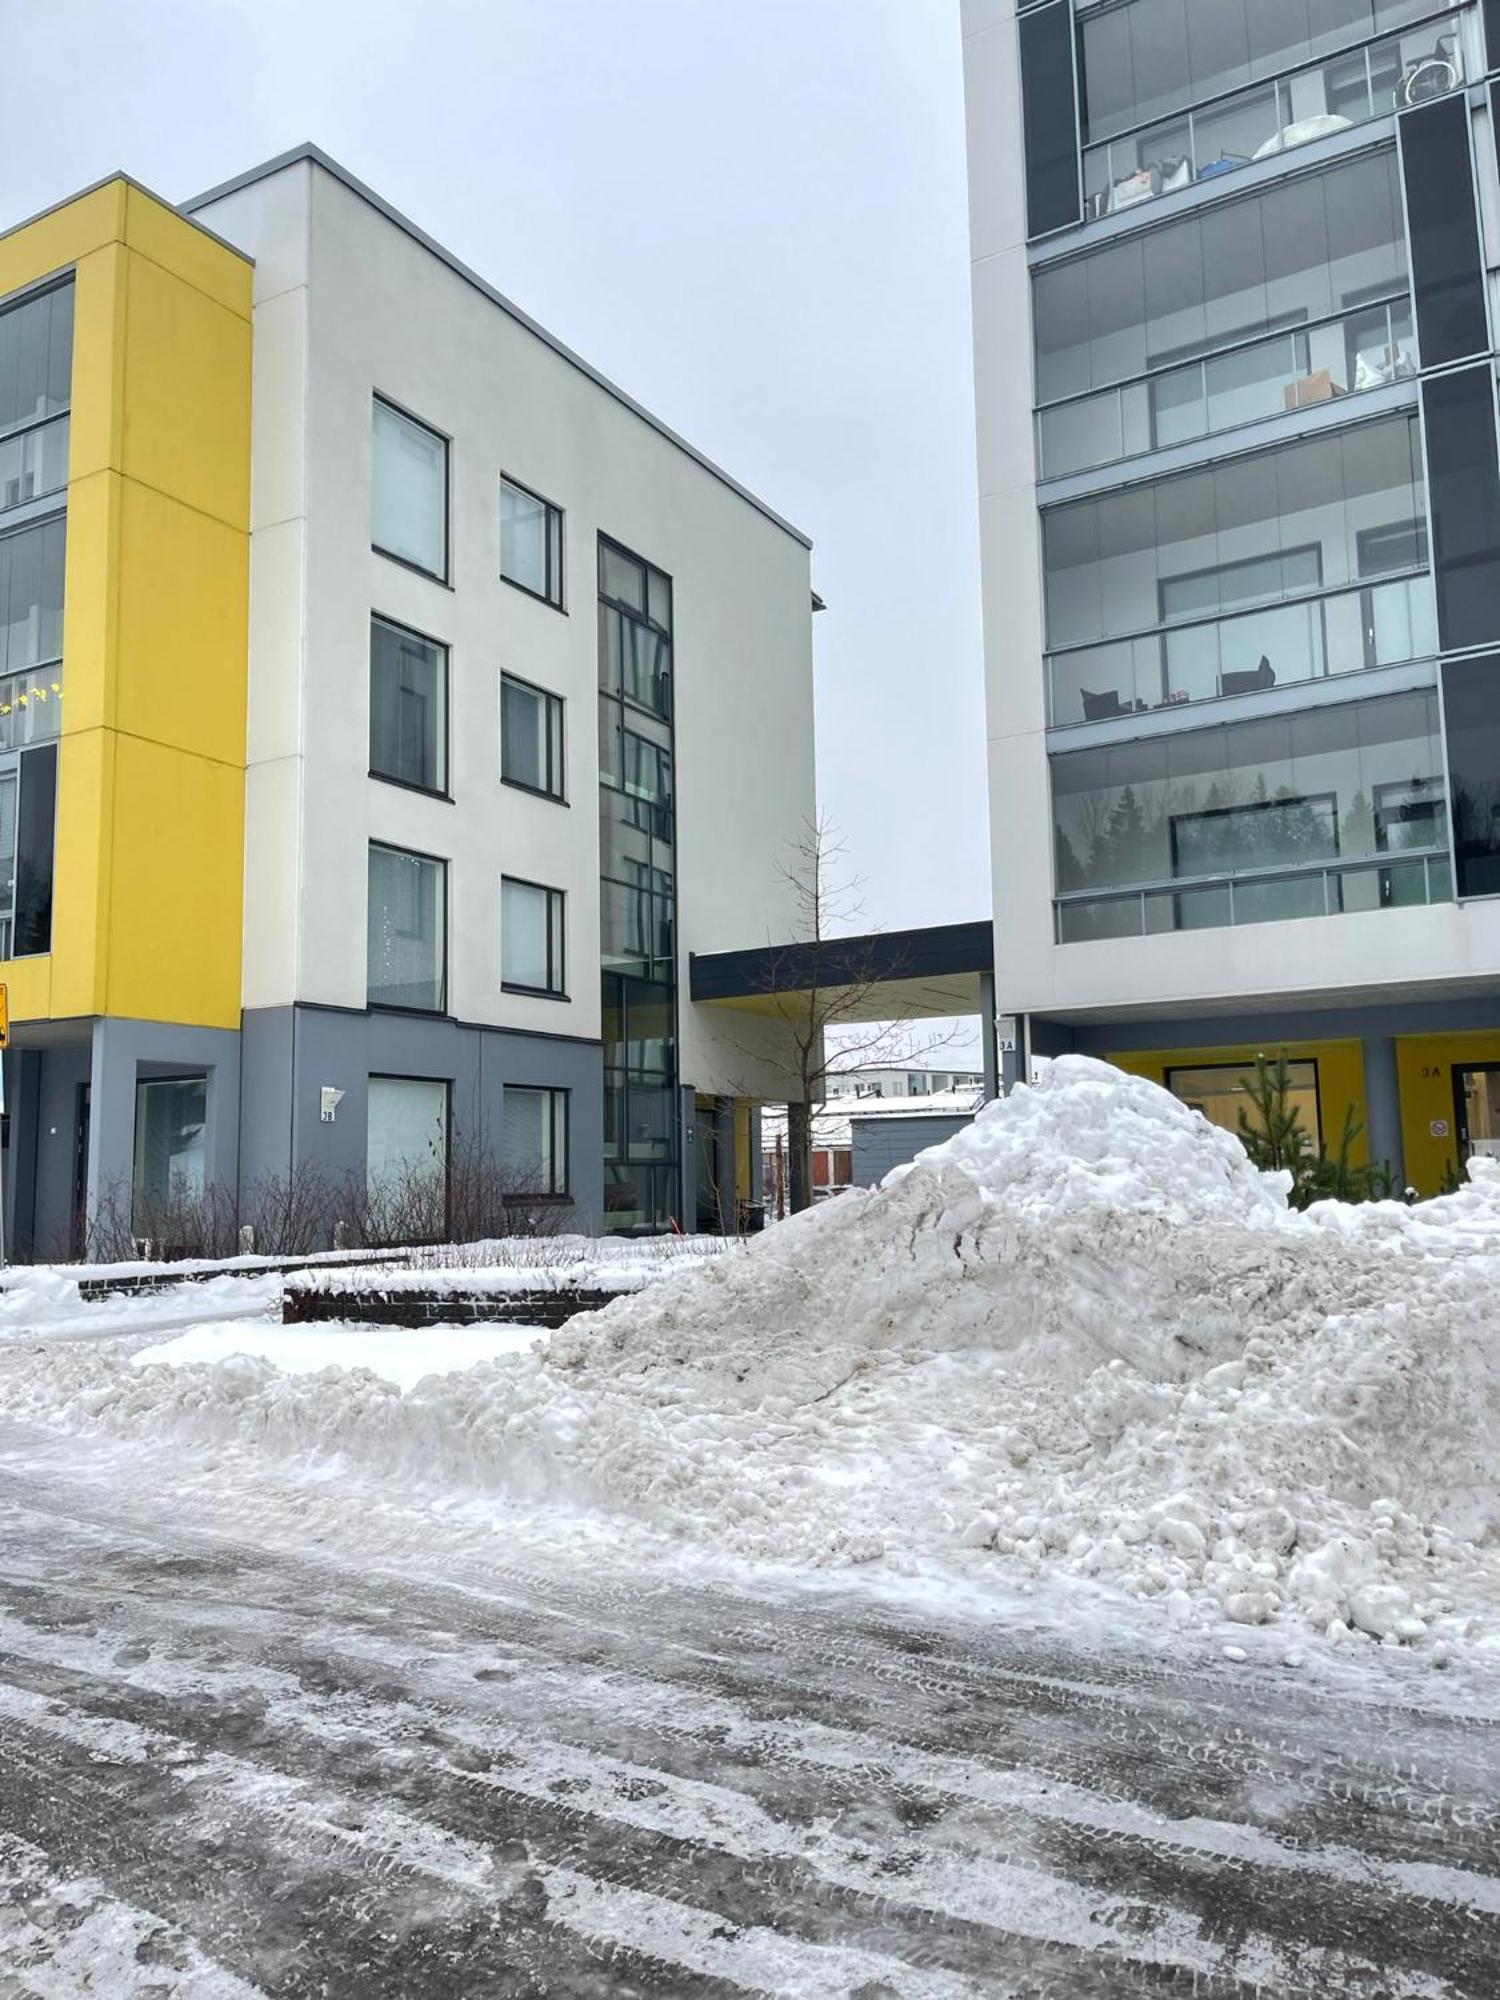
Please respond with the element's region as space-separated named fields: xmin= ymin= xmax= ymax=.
xmin=0 ymin=146 xmax=816 ymax=1253
xmin=964 ymin=0 xmax=1500 ymax=1192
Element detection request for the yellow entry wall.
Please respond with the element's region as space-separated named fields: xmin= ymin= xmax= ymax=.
xmin=1396 ymin=1032 xmax=1500 ymax=1196
xmin=1106 ymin=1039 xmax=1370 ymax=1163
xmin=0 ymin=178 xmax=251 ymax=1029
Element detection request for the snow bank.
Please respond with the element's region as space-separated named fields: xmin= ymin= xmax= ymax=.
xmin=6 ymin=1055 xmax=1500 ymax=1653
xmin=133 ymin=1321 xmax=546 ymax=1389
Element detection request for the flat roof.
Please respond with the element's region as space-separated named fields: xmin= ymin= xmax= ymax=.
xmin=183 ymin=143 xmax=812 ymax=551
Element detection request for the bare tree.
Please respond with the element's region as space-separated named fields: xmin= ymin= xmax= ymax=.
xmin=734 ymin=816 xmax=959 ymax=1215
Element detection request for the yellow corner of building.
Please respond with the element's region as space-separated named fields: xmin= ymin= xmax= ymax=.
xmin=0 ymin=170 xmax=251 ymax=1037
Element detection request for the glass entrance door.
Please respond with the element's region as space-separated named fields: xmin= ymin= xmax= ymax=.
xmin=1454 ymin=1064 xmax=1500 ymax=1164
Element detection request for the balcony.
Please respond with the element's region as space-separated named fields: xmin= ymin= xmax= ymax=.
xmin=1055 ymin=846 xmax=1452 ymax=940
xmin=0 ymin=413 xmax=68 ymax=518
xmin=1048 ymin=572 xmax=1436 ymax=727
xmin=1037 ymin=300 xmax=1415 ymax=481
xmin=1081 ymin=15 xmax=1463 ymax=224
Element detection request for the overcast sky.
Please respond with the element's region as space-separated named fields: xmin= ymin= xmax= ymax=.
xmin=0 ymin=0 xmax=987 ymax=951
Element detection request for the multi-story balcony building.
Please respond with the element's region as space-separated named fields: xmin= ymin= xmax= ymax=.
xmin=0 ymin=148 xmax=815 ymax=1255
xmin=964 ymin=0 xmax=1500 ymax=1188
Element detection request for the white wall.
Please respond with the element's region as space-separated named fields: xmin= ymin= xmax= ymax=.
xmin=195 ymin=160 xmax=816 ymax=1092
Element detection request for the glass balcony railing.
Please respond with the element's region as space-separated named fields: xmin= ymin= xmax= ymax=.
xmin=0 ymin=662 xmax=62 ymax=753
xmin=1047 ymin=572 xmax=1436 ymax=727
xmin=1056 ymin=846 xmax=1452 ymax=942
xmin=0 ymin=413 xmax=68 ymax=516
xmin=1081 ymin=17 xmax=1464 ymax=224
xmin=1037 ymin=300 xmax=1415 ymax=480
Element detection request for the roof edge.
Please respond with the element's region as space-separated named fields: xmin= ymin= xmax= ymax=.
xmin=1 ymin=169 xmax=254 ymax=267
xmin=182 ymin=143 xmax=813 ymax=552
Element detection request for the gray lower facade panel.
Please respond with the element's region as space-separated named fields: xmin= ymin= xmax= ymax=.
xmin=3 ymin=1007 xmax=605 ymax=1259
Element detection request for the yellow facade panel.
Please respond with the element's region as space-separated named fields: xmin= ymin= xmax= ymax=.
xmin=113 ymin=480 xmax=248 ymax=764
xmin=1397 ymin=1032 xmax=1500 ymax=1196
xmin=122 ymin=184 xmax=253 ymax=321
xmin=0 ymin=174 xmax=251 ymax=1035
xmin=119 ymin=250 xmax=252 ymax=531
xmin=102 ymin=734 xmax=244 ymax=1030
xmin=1107 ymin=1039 xmax=1370 ymax=1164
xmin=0 ymin=182 xmax=125 ymax=306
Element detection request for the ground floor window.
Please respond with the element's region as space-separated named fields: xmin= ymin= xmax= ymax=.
xmin=366 ymin=1074 xmax=448 ymax=1239
xmin=1166 ymin=1059 xmax=1321 ymax=1148
xmin=500 ymin=1084 xmax=568 ymax=1196
xmin=133 ymin=1075 xmax=207 ymax=1227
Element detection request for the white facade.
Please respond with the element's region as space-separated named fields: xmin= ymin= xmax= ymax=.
xmin=190 ymin=150 xmax=817 ymax=1106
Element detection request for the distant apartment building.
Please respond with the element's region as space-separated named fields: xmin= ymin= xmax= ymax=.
xmin=0 ymin=148 xmax=815 ymax=1255
xmin=823 ymin=1062 xmax=986 ymax=1100
xmin=964 ymin=0 xmax=1500 ymax=1190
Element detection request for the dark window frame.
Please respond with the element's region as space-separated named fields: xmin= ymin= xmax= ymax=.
xmin=367 ymin=838 xmax=450 ymax=1015
xmin=500 ymin=670 xmax=567 ymax=802
xmin=371 ymin=392 xmax=451 ymax=585
xmin=501 ymin=873 xmax=568 ymax=999
xmin=369 ymin=612 xmax=452 ymax=801
xmin=500 ymin=474 xmax=566 ymax=610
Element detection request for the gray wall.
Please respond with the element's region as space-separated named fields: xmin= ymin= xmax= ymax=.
xmin=240 ymin=1005 xmax=606 ymax=1232
xmin=851 ymin=1113 xmax=976 ymax=1187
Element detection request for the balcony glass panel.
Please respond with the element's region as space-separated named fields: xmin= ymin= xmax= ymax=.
xmin=1048 ymin=573 xmax=1435 ymax=725
xmin=1042 ymin=411 xmax=1425 ymax=650
xmin=1051 ymin=687 xmax=1448 ymax=937
xmin=1038 ymin=300 xmax=1416 ymax=478
xmin=1079 ymin=14 xmax=1462 ymax=222
xmin=0 ymin=415 xmax=68 ymax=515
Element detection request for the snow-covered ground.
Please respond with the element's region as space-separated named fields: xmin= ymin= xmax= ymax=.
xmin=2 ymin=1056 xmax=1497 ymax=1663
xmin=3 ymin=1065 xmax=1500 ymax=1994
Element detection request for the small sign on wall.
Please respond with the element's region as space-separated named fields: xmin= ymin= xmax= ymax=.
xmin=1430 ymin=1119 xmax=1450 ymax=1139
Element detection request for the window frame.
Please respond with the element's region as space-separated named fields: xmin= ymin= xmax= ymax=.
xmin=368 ymin=612 xmax=452 ymax=801
xmin=500 ymin=873 xmax=567 ymax=999
xmin=500 ymin=1082 xmax=571 ymax=1198
xmin=366 ymin=1072 xmax=452 ymax=1243
xmin=1165 ymin=1058 xmax=1324 ymax=1149
xmin=500 ymin=670 xmax=567 ymax=802
xmin=500 ymin=474 xmax=565 ymax=610
xmin=367 ymin=838 xmax=449 ymax=1015
xmin=371 ymin=393 xmax=451 ymax=585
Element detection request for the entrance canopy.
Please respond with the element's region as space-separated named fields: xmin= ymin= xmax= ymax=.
xmin=689 ymin=920 xmax=997 ymax=1080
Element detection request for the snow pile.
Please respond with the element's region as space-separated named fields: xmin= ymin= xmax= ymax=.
xmin=4 ymin=1055 xmax=1500 ymax=1652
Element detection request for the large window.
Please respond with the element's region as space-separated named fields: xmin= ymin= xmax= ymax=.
xmin=369 ymin=616 xmax=447 ymax=795
xmin=1168 ymin=1059 xmax=1322 ymax=1145
xmin=366 ymin=1075 xmax=448 ymax=1236
xmin=1079 ymin=4 xmax=1463 ymax=221
xmin=371 ymin=397 xmax=447 ymax=579
xmin=1045 ymin=413 xmax=1434 ymax=723
xmin=0 ymin=516 xmax=66 ymax=681
xmin=1052 ymin=687 xmax=1449 ymax=936
xmin=368 ymin=842 xmax=446 ymax=1011
xmin=0 ymin=742 xmax=56 ymax=959
xmin=501 ymin=1085 xmax=569 ymax=1195
xmin=133 ymin=1075 xmax=207 ymax=1224
xmin=500 ymin=477 xmax=564 ymax=607
xmin=1033 ymin=151 xmax=1412 ymax=477
xmin=501 ymin=876 xmax=566 ymax=996
xmin=599 ymin=536 xmax=678 ymax=1232
xmin=500 ymin=673 xmax=565 ymax=799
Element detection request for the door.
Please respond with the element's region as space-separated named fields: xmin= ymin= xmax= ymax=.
xmin=71 ymin=1081 xmax=90 ymax=1259
xmin=1453 ymin=1063 xmax=1500 ymax=1165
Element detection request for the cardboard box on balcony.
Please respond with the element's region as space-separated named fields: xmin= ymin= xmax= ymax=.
xmin=1284 ymin=369 xmax=1339 ymax=410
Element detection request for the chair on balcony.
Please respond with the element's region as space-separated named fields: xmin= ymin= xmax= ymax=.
xmin=1219 ymin=655 xmax=1275 ymax=698
xmin=1080 ymin=687 xmax=1130 ymax=721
